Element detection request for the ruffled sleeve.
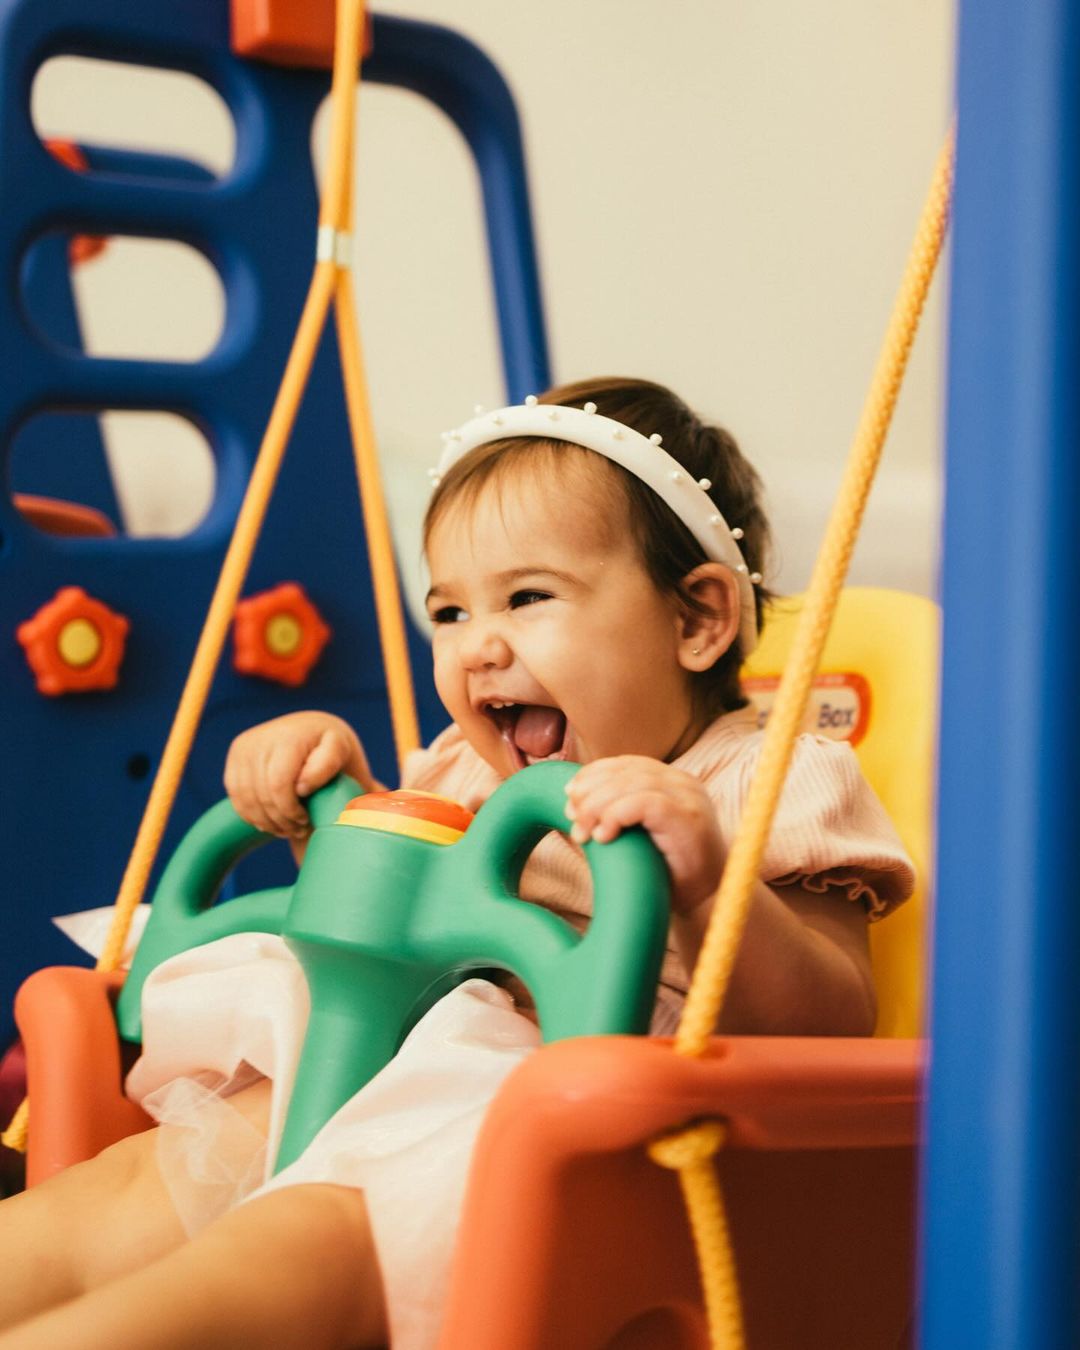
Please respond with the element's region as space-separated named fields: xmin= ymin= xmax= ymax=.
xmin=679 ymin=714 xmax=916 ymax=920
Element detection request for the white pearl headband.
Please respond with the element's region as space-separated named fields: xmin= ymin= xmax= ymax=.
xmin=431 ymin=397 xmax=760 ymax=654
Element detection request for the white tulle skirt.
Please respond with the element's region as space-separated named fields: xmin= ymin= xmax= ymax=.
xmin=125 ymin=934 xmax=540 ymax=1349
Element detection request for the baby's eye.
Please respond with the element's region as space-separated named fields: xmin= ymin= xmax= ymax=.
xmin=430 ymin=605 xmax=468 ymax=624
xmin=509 ymin=589 xmax=551 ymax=609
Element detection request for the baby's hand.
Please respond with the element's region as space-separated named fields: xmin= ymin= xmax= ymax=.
xmin=224 ymin=711 xmax=374 ymax=838
xmin=564 ymin=756 xmax=724 ymax=915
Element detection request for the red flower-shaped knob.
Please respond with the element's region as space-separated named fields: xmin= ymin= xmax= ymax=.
xmin=17 ymin=587 xmax=129 ymax=695
xmin=233 ymin=582 xmax=331 ymax=686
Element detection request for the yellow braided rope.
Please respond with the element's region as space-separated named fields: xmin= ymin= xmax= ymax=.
xmin=3 ymin=0 xmax=420 ymax=1153
xmin=649 ymin=1122 xmax=742 ymax=1344
xmin=650 ymin=128 xmax=955 ymax=1350
xmin=335 ymin=269 xmax=421 ymax=769
xmin=330 ymin=26 xmax=420 ymax=775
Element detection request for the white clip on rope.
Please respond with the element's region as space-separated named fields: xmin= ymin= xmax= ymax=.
xmin=316 ymin=225 xmax=354 ymax=267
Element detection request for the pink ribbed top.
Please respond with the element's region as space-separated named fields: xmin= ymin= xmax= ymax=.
xmin=404 ymin=707 xmax=915 ymax=1032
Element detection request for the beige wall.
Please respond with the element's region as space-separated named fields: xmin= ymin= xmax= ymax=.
xmin=31 ymin=2 xmax=955 ymax=622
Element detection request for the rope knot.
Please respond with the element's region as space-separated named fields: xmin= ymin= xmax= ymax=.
xmin=647 ymin=1117 xmax=727 ymax=1170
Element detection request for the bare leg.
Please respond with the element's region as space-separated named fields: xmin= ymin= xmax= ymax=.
xmin=0 ymin=1182 xmax=387 ymax=1350
xmin=0 ymin=1079 xmax=273 ymax=1330
xmin=0 ymin=1126 xmax=186 ymax=1328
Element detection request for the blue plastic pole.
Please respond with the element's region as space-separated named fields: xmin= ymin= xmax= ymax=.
xmin=922 ymin=1 xmax=1080 ymax=1345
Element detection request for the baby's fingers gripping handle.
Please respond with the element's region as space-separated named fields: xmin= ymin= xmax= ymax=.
xmin=305 ymin=775 xmax=365 ymax=829
xmin=116 ymin=775 xmax=362 ymax=1041
xmin=143 ymin=772 xmax=362 ymax=927
xmin=461 ymin=762 xmax=671 ymax=1037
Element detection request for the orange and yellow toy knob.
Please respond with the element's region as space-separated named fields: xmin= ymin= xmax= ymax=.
xmin=336 ymin=789 xmax=475 ymax=846
xmin=17 ymin=586 xmax=129 ymax=695
xmin=233 ymin=582 xmax=331 ymax=686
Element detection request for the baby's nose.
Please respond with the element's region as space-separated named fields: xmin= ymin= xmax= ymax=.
xmin=461 ymin=621 xmax=512 ymax=671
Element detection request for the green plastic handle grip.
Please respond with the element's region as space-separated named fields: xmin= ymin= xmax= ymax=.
xmin=116 ymin=763 xmax=671 ymax=1172
xmin=116 ymin=775 xmax=360 ymax=1042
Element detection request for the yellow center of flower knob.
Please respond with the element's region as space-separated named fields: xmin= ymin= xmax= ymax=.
xmin=265 ymin=613 xmax=303 ymax=657
xmin=57 ymin=618 xmax=102 ymax=668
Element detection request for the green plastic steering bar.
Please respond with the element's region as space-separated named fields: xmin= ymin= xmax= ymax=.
xmin=116 ymin=763 xmax=670 ymax=1173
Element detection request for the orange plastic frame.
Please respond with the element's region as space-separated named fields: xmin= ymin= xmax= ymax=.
xmin=13 ymin=494 xmax=115 ymax=538
xmin=231 ymin=0 xmax=371 ymax=70
xmin=14 ymin=967 xmax=922 ymax=1348
xmin=440 ymin=1034 xmax=922 ymax=1348
xmin=15 ymin=969 xmax=150 ymax=1186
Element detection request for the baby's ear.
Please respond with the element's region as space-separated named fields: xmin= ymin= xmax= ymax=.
xmin=676 ymin=564 xmax=740 ymax=671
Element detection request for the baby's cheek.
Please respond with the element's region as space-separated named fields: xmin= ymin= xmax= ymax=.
xmin=430 ymin=658 xmax=459 ymax=712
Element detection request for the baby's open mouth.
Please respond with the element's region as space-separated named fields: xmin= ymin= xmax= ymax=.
xmin=483 ymin=701 xmax=569 ymax=772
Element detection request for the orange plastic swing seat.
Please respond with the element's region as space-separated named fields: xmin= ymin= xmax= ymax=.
xmin=440 ymin=1035 xmax=921 ymax=1348
xmin=16 ymin=968 xmax=152 ymax=1186
xmin=13 ymin=588 xmax=936 ymax=1347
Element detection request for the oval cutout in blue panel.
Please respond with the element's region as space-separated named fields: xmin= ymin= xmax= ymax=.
xmin=20 ymin=230 xmax=225 ymax=364
xmin=31 ymin=55 xmax=235 ymax=180
xmin=10 ymin=408 xmax=216 ymax=539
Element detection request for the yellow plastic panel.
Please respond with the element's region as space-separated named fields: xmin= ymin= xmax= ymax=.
xmin=744 ymin=588 xmax=938 ymax=1038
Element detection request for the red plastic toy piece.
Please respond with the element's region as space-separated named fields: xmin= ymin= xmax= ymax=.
xmin=230 ymin=0 xmax=373 ymax=69
xmin=43 ymin=141 xmax=107 ymax=265
xmin=233 ymin=582 xmax=331 ymax=686
xmin=17 ymin=587 xmax=130 ymax=696
xmin=338 ymin=790 xmax=475 ymax=845
xmin=13 ymin=494 xmax=116 ymax=538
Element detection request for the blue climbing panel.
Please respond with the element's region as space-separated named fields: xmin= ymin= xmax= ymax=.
xmin=0 ymin=1 xmax=549 ymax=1045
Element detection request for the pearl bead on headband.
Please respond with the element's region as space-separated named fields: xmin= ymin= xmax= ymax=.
xmin=431 ymin=397 xmax=761 ymax=654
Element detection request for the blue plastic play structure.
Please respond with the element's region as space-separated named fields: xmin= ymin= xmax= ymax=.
xmin=922 ymin=2 xmax=1080 ymax=1344
xmin=0 ymin=3 xmax=549 ymax=1047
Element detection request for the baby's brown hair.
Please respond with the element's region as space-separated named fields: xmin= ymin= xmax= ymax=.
xmin=423 ymin=376 xmax=773 ymax=717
